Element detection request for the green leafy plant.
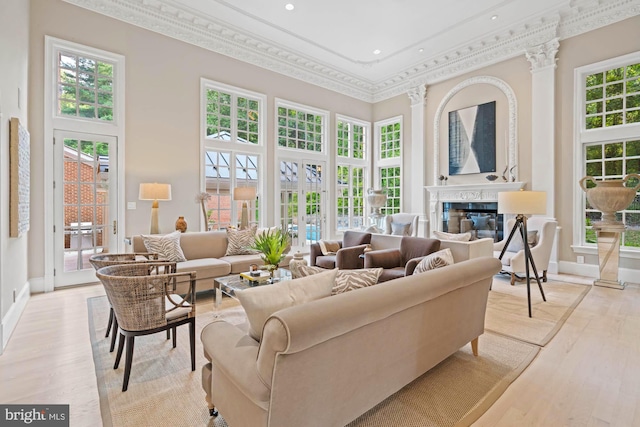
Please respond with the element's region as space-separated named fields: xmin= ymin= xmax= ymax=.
xmin=251 ymin=228 xmax=290 ymax=268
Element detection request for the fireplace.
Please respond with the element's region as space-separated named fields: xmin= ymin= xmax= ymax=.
xmin=425 ymin=182 xmax=525 ymax=241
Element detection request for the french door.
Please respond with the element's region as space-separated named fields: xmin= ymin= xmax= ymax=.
xmin=53 ymin=130 xmax=119 ymax=287
xmin=279 ymin=159 xmax=325 ymax=249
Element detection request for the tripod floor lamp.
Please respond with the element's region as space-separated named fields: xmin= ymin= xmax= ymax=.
xmin=497 ymin=190 xmax=547 ymax=318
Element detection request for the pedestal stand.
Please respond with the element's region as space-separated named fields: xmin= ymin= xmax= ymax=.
xmin=593 ymin=223 xmax=626 ymax=290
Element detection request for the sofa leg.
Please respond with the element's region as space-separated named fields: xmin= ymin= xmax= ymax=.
xmin=471 ymin=337 xmax=479 ymax=357
xmin=510 ymin=273 xmax=516 ymax=286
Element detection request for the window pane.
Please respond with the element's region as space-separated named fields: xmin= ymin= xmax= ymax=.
xmin=586 ymin=102 xmax=602 ymax=114
xmin=606 ymin=67 xmax=624 ymax=82
xmin=604 ymin=143 xmax=623 ymax=158
xmin=586 ymin=116 xmax=602 ymax=129
xmin=586 ymin=145 xmax=602 ymax=160
xmin=627 ymin=140 xmax=640 ymax=156
xmin=586 ymin=72 xmax=603 ymax=87
xmin=586 ymin=87 xmax=603 ymax=101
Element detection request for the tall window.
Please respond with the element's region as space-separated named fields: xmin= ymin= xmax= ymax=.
xmin=336 ymin=116 xmax=369 ymax=231
xmin=575 ymin=52 xmax=640 ymax=251
xmin=201 ymin=80 xmax=265 ymax=230
xmin=276 ymin=100 xmax=328 ymax=152
xmin=374 ymin=116 xmax=402 ymax=215
xmin=57 ymin=51 xmax=115 ymax=121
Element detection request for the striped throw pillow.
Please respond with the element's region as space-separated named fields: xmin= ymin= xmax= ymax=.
xmin=225 ymin=225 xmax=260 ymax=256
xmin=413 ymin=248 xmax=454 ymax=274
xmin=297 ymin=265 xmax=383 ymax=295
xmin=141 ymin=231 xmax=186 ymax=262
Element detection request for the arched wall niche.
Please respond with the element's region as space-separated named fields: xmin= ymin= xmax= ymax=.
xmin=433 ymin=76 xmax=518 ymax=184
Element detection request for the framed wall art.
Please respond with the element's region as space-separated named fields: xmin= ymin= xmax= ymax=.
xmin=448 ymin=101 xmax=496 ymax=176
xmin=10 ymin=117 xmax=30 ymax=237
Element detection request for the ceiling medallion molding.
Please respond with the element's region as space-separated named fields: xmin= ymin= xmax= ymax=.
xmin=63 ymin=0 xmax=640 ymax=103
xmin=525 ymin=38 xmax=560 ymax=72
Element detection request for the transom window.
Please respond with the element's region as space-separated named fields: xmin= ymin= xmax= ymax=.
xmin=584 ymin=62 xmax=640 ymax=129
xmin=337 ymin=120 xmax=366 ymax=159
xmin=276 ymin=101 xmax=327 ymax=152
xmin=203 ymin=81 xmax=264 ymax=144
xmin=583 ymin=140 xmax=640 ymax=248
xmin=379 ymin=121 xmax=401 ymax=159
xmin=57 ymin=51 xmax=114 ymax=121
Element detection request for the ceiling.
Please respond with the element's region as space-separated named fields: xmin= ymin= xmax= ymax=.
xmin=64 ymin=0 xmax=640 ymax=101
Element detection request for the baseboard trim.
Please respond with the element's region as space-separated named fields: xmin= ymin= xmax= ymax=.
xmin=29 ymin=276 xmax=45 ymax=294
xmin=559 ymin=261 xmax=638 ymax=285
xmin=1 ymin=280 xmax=31 ymax=353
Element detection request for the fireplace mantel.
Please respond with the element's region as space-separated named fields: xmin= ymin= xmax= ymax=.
xmin=424 ymin=182 xmax=525 ymax=233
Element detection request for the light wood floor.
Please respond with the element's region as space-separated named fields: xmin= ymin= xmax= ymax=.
xmin=0 ymin=277 xmax=639 ymax=426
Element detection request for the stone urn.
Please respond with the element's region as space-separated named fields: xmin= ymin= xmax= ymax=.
xmin=367 ymin=188 xmax=387 ymax=232
xmin=579 ymin=174 xmax=640 ymax=227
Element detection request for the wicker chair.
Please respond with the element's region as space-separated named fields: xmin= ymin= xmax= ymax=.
xmin=96 ymin=262 xmax=196 ymax=392
xmin=89 ymin=253 xmax=163 ymax=352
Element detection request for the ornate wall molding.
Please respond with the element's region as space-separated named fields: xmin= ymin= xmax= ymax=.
xmin=63 ymin=0 xmax=640 ymax=102
xmin=525 ymin=38 xmax=560 ymax=72
xmin=407 ymin=85 xmax=427 ymax=106
xmin=432 ymin=76 xmax=518 ymax=183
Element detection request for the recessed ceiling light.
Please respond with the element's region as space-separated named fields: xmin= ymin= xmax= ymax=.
xmin=285 ymin=3 xmax=294 ymax=11
xmin=373 ymin=49 xmax=381 ymax=55
xmin=491 ymin=15 xmax=498 ymax=20
xmin=418 ymin=48 xmax=424 ymax=53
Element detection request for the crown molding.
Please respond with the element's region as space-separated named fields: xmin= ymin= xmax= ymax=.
xmin=63 ymin=0 xmax=640 ymax=103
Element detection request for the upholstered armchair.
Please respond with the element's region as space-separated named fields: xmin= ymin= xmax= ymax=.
xmin=309 ymin=231 xmax=372 ymax=270
xmin=493 ymin=217 xmax=557 ymax=285
xmin=364 ymin=236 xmax=440 ymax=282
xmin=384 ymin=213 xmax=419 ymax=236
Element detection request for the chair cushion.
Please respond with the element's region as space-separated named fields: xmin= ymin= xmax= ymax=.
xmin=141 ymin=231 xmax=187 ymax=262
xmin=433 ymin=230 xmax=472 ymax=242
xmin=297 ymin=265 xmax=383 ymax=294
xmin=225 ymin=225 xmax=260 ymax=256
xmin=315 ymin=255 xmax=337 ymax=269
xmin=318 ymin=240 xmax=341 ymax=255
xmin=377 ymin=267 xmax=406 ymax=282
xmin=506 ymin=230 xmax=539 ymax=252
xmin=391 ymin=222 xmax=412 ymax=236
xmin=175 ymin=258 xmax=231 ymax=280
xmin=413 ymin=248 xmax=454 ymax=274
xmin=236 ymin=269 xmax=337 ymax=341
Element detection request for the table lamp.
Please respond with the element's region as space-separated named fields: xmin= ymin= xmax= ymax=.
xmin=233 ymin=186 xmax=257 ymax=230
xmin=139 ymin=183 xmax=172 ymax=234
xmin=497 ymin=189 xmax=547 ymax=317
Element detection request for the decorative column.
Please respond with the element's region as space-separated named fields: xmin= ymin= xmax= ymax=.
xmin=407 ymin=84 xmax=428 ymax=236
xmin=525 ymin=38 xmax=559 ymax=217
xmin=526 ymin=38 xmax=559 ymax=274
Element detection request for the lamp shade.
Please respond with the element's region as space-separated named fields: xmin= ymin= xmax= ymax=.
xmin=233 ymin=186 xmax=257 ymax=201
xmin=139 ymin=183 xmax=172 ymax=201
xmin=498 ymin=190 xmax=547 ymax=215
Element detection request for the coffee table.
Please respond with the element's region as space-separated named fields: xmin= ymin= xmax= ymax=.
xmin=213 ymin=268 xmax=292 ymax=306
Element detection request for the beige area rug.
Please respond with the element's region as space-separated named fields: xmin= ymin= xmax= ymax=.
xmin=485 ymin=275 xmax=591 ymax=346
xmin=89 ymin=295 xmax=538 ymax=427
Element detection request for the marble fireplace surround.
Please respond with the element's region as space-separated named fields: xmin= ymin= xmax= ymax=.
xmin=425 ymin=182 xmax=525 ymax=235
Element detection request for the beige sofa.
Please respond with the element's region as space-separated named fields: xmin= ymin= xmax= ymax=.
xmin=132 ymin=231 xmax=292 ymax=293
xmin=201 ymin=256 xmax=501 ymax=426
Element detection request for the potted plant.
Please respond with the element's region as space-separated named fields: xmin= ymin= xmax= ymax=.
xmin=250 ymin=228 xmax=290 ymax=274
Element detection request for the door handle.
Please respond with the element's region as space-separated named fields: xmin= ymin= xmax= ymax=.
xmin=113 ymin=220 xmax=117 ymax=235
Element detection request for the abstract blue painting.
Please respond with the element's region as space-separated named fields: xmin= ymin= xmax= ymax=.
xmin=448 ymin=101 xmax=496 ymax=175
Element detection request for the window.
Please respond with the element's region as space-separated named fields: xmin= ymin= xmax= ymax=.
xmin=276 ymin=100 xmax=328 ymax=152
xmin=336 ymin=115 xmax=369 ymax=231
xmin=584 ymin=62 xmax=640 ymax=129
xmin=57 ymin=51 xmax=115 ymax=121
xmin=203 ymin=81 xmax=264 ymax=144
xmin=575 ymin=52 xmax=640 ymax=252
xmin=374 ymin=116 xmax=403 ymax=214
xmin=583 ymin=140 xmax=640 ymax=248
xmin=204 ymin=150 xmax=259 ymax=229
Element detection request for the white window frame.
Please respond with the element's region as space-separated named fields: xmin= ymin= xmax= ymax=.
xmin=200 ymin=79 xmax=266 ymax=230
xmin=43 ymin=36 xmax=126 ymax=292
xmin=573 ymin=51 xmax=640 ymax=259
xmin=374 ymin=116 xmax=403 ymax=214
xmin=336 ymin=115 xmax=370 ymax=232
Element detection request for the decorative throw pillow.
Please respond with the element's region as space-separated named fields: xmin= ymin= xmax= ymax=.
xmin=506 ymin=230 xmax=539 ymax=253
xmin=297 ymin=265 xmax=383 ymax=295
xmin=225 ymin=225 xmax=260 ymax=256
xmin=471 ymin=215 xmax=490 ymax=229
xmin=318 ymin=240 xmax=341 ymax=256
xmin=413 ymin=248 xmax=454 ymax=274
xmin=141 ymin=231 xmax=187 ymax=262
xmin=391 ymin=222 xmax=412 ymax=236
xmin=433 ymin=230 xmax=472 ymax=242
xmin=236 ymin=269 xmax=337 ymax=341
